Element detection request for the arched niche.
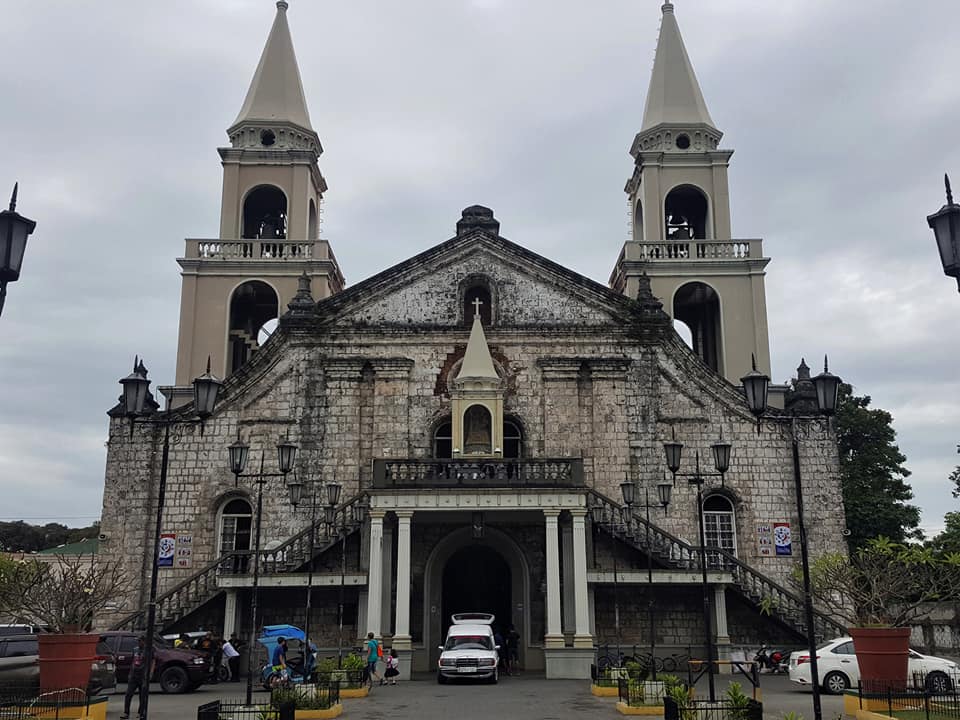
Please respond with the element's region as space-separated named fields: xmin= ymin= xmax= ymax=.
xmin=228 ymin=280 xmax=279 ymax=375
xmin=242 ymin=185 xmax=288 ymax=240
xmin=665 ymin=185 xmax=709 ymax=240
xmin=634 ymin=199 xmax=644 ymax=241
xmin=673 ymin=281 xmax=722 ymax=374
xmin=308 ymin=199 xmax=318 ymax=240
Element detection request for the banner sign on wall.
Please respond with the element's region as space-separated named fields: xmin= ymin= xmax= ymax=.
xmin=175 ymin=533 xmax=193 ymax=569
xmin=774 ymin=522 xmax=793 ymax=556
xmin=158 ymin=532 xmax=176 ymax=567
xmin=757 ymin=524 xmax=773 ymax=556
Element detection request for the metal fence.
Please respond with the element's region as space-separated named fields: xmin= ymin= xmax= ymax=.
xmin=663 ymin=696 xmax=763 ymax=720
xmin=591 ymin=663 xmax=646 ymax=687
xmin=271 ymin=682 xmax=341 ymax=710
xmin=0 ymin=688 xmax=93 ymax=720
xmin=858 ymin=675 xmax=960 ymax=720
xmin=198 ymin=699 xmax=281 ymax=720
xmin=617 ymin=679 xmax=671 ymax=706
xmin=315 ymin=669 xmax=365 ymax=689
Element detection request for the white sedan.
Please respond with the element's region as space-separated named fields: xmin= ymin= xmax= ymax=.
xmin=788 ymin=637 xmax=958 ymax=695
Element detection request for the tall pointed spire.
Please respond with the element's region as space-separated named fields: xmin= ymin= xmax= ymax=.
xmin=456 ymin=313 xmax=499 ymax=382
xmin=640 ymin=2 xmax=717 ymax=134
xmin=232 ymin=1 xmax=314 ymax=133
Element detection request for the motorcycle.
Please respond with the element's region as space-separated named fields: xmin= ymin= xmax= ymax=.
xmin=754 ymin=644 xmax=788 ymax=674
xmin=257 ymin=624 xmax=318 ymax=690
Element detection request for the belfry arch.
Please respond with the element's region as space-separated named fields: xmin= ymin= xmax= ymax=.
xmin=673 ymin=281 xmax=723 ymax=374
xmin=228 ymin=280 xmax=279 ymax=375
xmin=242 ymin=185 xmax=288 ymax=240
xmin=664 ymin=184 xmax=709 ymax=240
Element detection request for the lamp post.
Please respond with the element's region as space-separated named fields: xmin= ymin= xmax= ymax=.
xmin=319 ymin=479 xmax=350 ymax=667
xmin=287 ymin=475 xmax=320 ymax=654
xmin=927 ymin=174 xmax=960 ymax=292
xmin=663 ymin=433 xmax=732 ymax=702
xmin=741 ymin=356 xmax=840 ymax=720
xmin=349 ymin=497 xmax=369 ymax=666
xmin=118 ymin=357 xmax=223 ymax=720
xmin=620 ymin=479 xmax=672 ymax=680
xmin=589 ymin=498 xmax=623 ymax=664
xmin=0 ymin=183 xmax=37 ymax=318
xmin=228 ymin=435 xmax=298 ymax=706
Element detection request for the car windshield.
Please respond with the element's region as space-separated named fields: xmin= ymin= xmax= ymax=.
xmin=817 ymin=640 xmax=838 ymax=651
xmin=445 ymin=635 xmax=492 ymax=651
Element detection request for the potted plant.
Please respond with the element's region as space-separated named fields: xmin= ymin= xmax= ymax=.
xmin=0 ymin=554 xmax=133 ymax=691
xmin=805 ymin=536 xmax=960 ymax=689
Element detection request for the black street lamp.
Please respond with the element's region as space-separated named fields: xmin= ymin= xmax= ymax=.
xmin=228 ymin=435 xmax=298 ymax=706
xmin=741 ymin=356 xmax=841 ymax=720
xmin=927 ymin=174 xmax=960 ymax=292
xmin=287 ymin=475 xmax=320 ymax=655
xmin=0 ymin=183 xmax=37 ymax=318
xmin=321 ymin=479 xmax=351 ymax=667
xmin=119 ymin=357 xmax=222 ymax=720
xmin=621 ymin=480 xmax=672 ymax=680
xmin=664 ymin=433 xmax=732 ymax=702
xmin=589 ymin=500 xmax=621 ymax=664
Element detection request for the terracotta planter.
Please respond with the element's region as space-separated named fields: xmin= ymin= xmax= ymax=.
xmin=849 ymin=627 xmax=911 ymax=691
xmin=38 ymin=633 xmax=100 ymax=692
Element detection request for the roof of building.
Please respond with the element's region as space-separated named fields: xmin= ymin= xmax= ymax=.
xmin=36 ymin=538 xmax=99 ymax=556
xmin=456 ymin=313 xmax=499 ymax=382
xmin=232 ymin=1 xmax=314 ymax=132
xmin=640 ymin=2 xmax=717 ymax=132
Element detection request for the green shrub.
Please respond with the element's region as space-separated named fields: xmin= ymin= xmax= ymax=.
xmin=725 ymin=682 xmax=751 ymax=720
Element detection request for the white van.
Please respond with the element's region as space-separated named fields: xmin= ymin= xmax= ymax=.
xmin=437 ymin=613 xmax=500 ymax=684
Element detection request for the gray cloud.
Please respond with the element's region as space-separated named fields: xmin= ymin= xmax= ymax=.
xmin=1 ymin=1 xmax=958 ymax=533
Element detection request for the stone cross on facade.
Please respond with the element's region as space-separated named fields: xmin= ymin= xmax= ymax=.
xmin=472 ymin=297 xmax=483 ymax=319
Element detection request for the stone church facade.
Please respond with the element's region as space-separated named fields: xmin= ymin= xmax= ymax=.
xmin=99 ymin=2 xmax=847 ymax=678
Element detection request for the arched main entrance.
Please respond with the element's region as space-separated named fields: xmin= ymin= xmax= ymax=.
xmin=441 ymin=545 xmax=511 ymax=640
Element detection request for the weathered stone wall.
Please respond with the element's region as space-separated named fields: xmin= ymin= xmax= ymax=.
xmin=98 ymin=241 xmax=845 ymax=642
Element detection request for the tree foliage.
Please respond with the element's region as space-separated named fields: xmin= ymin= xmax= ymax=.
xmin=928 ymin=512 xmax=960 ymax=556
xmin=806 ymin=536 xmax=960 ymax=627
xmin=0 ymin=521 xmax=100 ymax=553
xmin=836 ymin=384 xmax=920 ymax=551
xmin=0 ymin=554 xmax=132 ymax=632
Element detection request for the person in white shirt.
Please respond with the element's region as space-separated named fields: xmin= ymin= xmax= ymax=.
xmin=221 ymin=639 xmax=240 ymax=681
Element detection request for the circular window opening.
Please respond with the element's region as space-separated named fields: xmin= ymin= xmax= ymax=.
xmin=260 ymin=129 xmax=276 ymax=147
xmin=675 ymin=134 xmax=691 ymax=150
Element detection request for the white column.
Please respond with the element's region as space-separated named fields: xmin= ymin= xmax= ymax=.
xmin=393 ymin=511 xmax=413 ymax=649
xmin=364 ymin=511 xmax=385 ymax=636
xmin=561 ymin=520 xmax=575 ymax=637
xmin=381 ymin=522 xmax=394 ymax=636
xmin=222 ymin=589 xmax=238 ymax=639
xmin=544 ymin=510 xmax=564 ymax=648
xmin=571 ymin=510 xmax=593 ymax=648
xmin=714 ymin=585 xmax=730 ymax=643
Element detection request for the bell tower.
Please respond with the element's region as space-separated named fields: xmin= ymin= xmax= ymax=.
xmin=611 ymin=2 xmax=771 ymax=383
xmin=171 ymin=1 xmax=343 ymax=398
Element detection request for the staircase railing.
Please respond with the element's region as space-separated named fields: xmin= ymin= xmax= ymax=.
xmin=587 ymin=489 xmax=846 ymax=641
xmin=111 ymin=494 xmax=368 ymax=632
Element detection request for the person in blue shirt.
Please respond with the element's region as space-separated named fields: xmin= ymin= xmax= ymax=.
xmin=365 ymin=632 xmax=383 ymax=687
xmin=271 ymin=636 xmax=288 ymax=671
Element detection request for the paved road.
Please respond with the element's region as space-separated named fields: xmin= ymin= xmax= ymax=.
xmin=110 ymin=673 xmax=846 ymax=720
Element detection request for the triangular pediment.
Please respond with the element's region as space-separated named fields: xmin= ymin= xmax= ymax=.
xmin=310 ymin=230 xmax=656 ymax=329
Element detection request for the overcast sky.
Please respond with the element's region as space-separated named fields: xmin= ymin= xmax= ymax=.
xmin=1 ymin=1 xmax=958 ymax=536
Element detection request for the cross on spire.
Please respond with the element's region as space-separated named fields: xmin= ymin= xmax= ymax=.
xmin=472 ymin=297 xmax=484 ymax=319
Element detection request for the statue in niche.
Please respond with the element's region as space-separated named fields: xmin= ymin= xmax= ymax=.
xmin=463 ymin=405 xmax=492 ymax=455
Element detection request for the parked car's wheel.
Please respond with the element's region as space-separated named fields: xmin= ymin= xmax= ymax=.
xmin=216 ymin=665 xmax=230 ymax=683
xmin=437 ymin=671 xmax=446 ymax=684
xmin=823 ymin=671 xmax=850 ymax=695
xmin=926 ymin=671 xmax=953 ymax=695
xmin=159 ymin=665 xmax=190 ymax=694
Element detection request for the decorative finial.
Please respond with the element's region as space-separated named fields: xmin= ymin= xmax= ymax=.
xmin=205 ymin=356 xmax=212 ymax=374
xmin=276 ymin=0 xmax=289 ymax=10
xmin=662 ymin=2 xmax=675 ymax=14
xmin=472 ymin=296 xmax=483 ymax=319
xmin=751 ymin=353 xmax=758 ymax=372
xmin=946 ymin=174 xmax=954 ymax=205
xmin=8 ymin=183 xmax=17 ymax=212
xmin=823 ymin=354 xmax=829 ymax=373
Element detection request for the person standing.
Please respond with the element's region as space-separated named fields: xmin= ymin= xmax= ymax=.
xmin=384 ymin=648 xmax=400 ymax=685
xmin=364 ymin=632 xmax=383 ymax=687
xmin=221 ymin=637 xmax=239 ymax=681
xmin=121 ymin=636 xmax=153 ymax=720
xmin=506 ymin=625 xmax=520 ymax=675
xmin=228 ymin=633 xmax=244 ymax=682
